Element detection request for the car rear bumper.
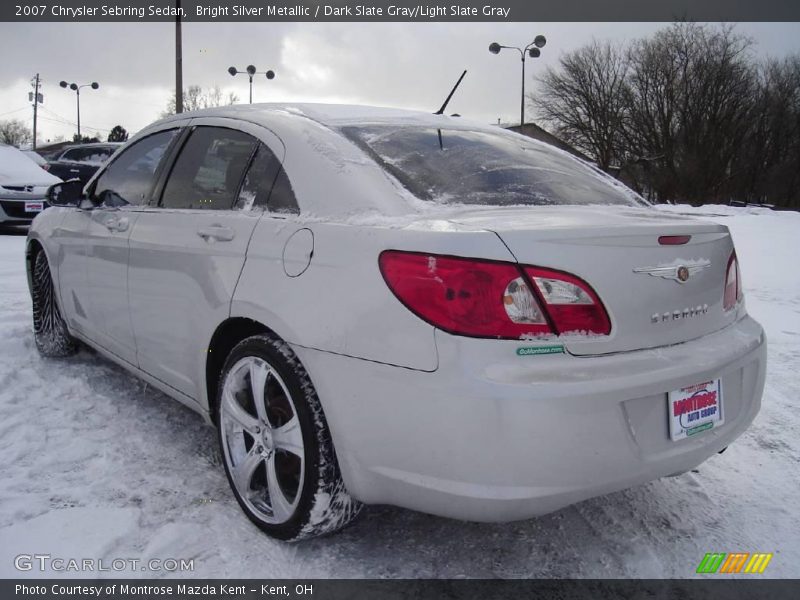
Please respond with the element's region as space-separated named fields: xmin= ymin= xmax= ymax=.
xmin=293 ymin=314 xmax=766 ymax=522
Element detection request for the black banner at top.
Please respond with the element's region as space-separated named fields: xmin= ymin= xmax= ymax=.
xmin=4 ymin=0 xmax=800 ymax=22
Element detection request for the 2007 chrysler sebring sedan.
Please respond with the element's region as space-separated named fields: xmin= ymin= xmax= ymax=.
xmin=27 ymin=104 xmax=766 ymax=540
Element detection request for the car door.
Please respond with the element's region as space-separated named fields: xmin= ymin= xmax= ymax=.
xmin=127 ymin=119 xmax=285 ymax=400
xmin=79 ymin=128 xmax=181 ymax=364
xmin=48 ymin=147 xmax=85 ymax=182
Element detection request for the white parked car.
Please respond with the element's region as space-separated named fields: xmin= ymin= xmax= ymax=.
xmin=23 ymin=149 xmax=49 ymax=168
xmin=26 ymin=104 xmax=766 ymax=540
xmin=0 ymin=144 xmax=62 ymax=226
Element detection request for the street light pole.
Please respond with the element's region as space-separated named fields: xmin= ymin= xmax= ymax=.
xmin=489 ymin=35 xmax=547 ymax=126
xmin=520 ymin=52 xmax=525 ymax=128
xmin=59 ymin=81 xmax=99 ymax=140
xmin=175 ymin=0 xmax=183 ymax=113
xmin=228 ymin=65 xmax=276 ymax=104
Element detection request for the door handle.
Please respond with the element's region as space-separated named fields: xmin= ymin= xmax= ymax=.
xmin=104 ymin=216 xmax=129 ymax=233
xmin=197 ymin=225 xmax=235 ymax=242
xmin=69 ymin=169 xmax=80 ymax=173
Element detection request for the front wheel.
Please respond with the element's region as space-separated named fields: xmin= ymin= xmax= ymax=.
xmin=216 ymin=334 xmax=361 ymax=540
xmin=31 ymin=249 xmax=78 ymax=357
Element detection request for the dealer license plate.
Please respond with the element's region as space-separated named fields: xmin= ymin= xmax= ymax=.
xmin=25 ymin=201 xmax=44 ymax=213
xmin=668 ymin=378 xmax=723 ymax=441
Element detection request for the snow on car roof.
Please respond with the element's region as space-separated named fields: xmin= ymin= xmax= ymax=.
xmin=152 ymin=102 xmax=495 ymax=133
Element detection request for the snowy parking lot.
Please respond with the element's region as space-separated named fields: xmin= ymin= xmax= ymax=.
xmin=0 ymin=205 xmax=798 ymax=579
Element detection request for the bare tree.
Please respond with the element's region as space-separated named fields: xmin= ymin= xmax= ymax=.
xmin=0 ymin=119 xmax=33 ymax=147
xmin=162 ymin=84 xmax=240 ymax=117
xmin=733 ymin=56 xmax=800 ymax=208
xmin=624 ymin=23 xmax=756 ymax=203
xmin=532 ymin=40 xmax=630 ymax=172
xmin=527 ymin=23 xmax=800 ymax=206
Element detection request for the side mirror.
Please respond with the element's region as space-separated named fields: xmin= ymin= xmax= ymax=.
xmin=47 ymin=180 xmax=84 ymax=207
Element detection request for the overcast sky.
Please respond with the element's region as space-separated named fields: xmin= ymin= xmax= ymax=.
xmin=1 ymin=21 xmax=799 ymax=142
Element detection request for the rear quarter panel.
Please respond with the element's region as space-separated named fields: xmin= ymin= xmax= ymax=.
xmin=232 ymin=219 xmax=515 ymax=371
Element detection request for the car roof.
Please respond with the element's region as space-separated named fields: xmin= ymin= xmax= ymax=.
xmin=150 ymin=103 xmax=497 ymax=134
xmin=62 ymin=142 xmax=122 ymax=149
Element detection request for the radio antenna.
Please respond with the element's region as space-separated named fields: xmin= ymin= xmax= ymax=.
xmin=434 ymin=70 xmax=467 ymax=115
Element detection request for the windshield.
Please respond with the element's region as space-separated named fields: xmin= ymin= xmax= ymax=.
xmin=341 ymin=126 xmax=646 ymax=207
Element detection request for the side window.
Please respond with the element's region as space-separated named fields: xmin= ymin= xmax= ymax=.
xmin=60 ymin=148 xmax=80 ymax=162
xmin=236 ymin=143 xmax=299 ymax=214
xmin=93 ymin=130 xmax=177 ymax=207
xmin=161 ymin=127 xmax=257 ymax=210
xmin=89 ymin=146 xmax=116 ymax=163
xmin=69 ymin=146 xmax=114 ymax=164
xmin=268 ymin=168 xmax=299 ymax=214
xmin=235 ymin=144 xmax=280 ymax=211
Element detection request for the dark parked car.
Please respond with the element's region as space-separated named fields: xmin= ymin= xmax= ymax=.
xmin=45 ymin=143 xmax=121 ymax=187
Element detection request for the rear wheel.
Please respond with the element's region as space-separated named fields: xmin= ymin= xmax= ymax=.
xmin=216 ymin=334 xmax=361 ymax=540
xmin=31 ymin=249 xmax=78 ymax=357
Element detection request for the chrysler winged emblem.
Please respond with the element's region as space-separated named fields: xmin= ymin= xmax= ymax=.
xmin=633 ymin=259 xmax=711 ymax=283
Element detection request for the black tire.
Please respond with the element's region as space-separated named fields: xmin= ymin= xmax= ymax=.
xmin=216 ymin=334 xmax=361 ymax=540
xmin=31 ymin=249 xmax=78 ymax=357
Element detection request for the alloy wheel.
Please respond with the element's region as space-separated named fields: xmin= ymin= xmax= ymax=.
xmin=219 ymin=356 xmax=305 ymax=524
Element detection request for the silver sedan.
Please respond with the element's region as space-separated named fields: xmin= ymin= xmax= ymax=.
xmin=26 ymin=104 xmax=766 ymax=540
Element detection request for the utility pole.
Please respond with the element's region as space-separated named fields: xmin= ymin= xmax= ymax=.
xmin=175 ymin=0 xmax=183 ymax=113
xmin=30 ymin=74 xmax=42 ymax=150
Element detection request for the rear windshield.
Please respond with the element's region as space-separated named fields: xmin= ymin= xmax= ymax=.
xmin=341 ymin=126 xmax=646 ymax=207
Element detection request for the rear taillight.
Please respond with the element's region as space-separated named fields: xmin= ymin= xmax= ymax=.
xmin=379 ymin=251 xmax=611 ymax=339
xmin=723 ymin=251 xmax=742 ymax=311
xmin=526 ymin=267 xmax=611 ymax=335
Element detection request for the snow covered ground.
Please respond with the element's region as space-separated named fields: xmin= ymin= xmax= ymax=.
xmin=0 ymin=205 xmax=798 ymax=579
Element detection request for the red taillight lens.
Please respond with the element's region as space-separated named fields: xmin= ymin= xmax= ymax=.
xmin=379 ymin=251 xmax=611 ymax=339
xmin=723 ymin=251 xmax=742 ymax=311
xmin=525 ymin=267 xmax=611 ymax=335
xmin=379 ymin=251 xmax=551 ymax=338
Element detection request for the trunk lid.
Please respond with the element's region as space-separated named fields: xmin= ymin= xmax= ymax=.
xmin=452 ymin=205 xmax=739 ymax=355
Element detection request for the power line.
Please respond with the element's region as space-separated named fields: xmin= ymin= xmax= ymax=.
xmin=0 ymin=106 xmax=30 ymax=118
xmin=38 ymin=106 xmax=111 ymax=132
xmin=37 ymin=115 xmax=110 ymax=137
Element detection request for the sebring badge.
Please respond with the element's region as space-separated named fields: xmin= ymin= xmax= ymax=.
xmin=633 ymin=259 xmax=711 ymax=283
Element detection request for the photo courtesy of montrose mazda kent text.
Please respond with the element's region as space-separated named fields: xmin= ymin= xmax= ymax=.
xmin=26 ymin=104 xmax=766 ymax=540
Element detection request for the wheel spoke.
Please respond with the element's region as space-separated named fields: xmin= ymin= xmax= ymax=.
xmin=233 ymin=447 xmax=264 ymax=493
xmin=273 ymin=416 xmax=304 ymax=458
xmin=221 ymin=388 xmax=259 ymax=433
xmin=249 ymin=360 xmax=270 ymax=424
xmin=266 ymin=454 xmax=293 ymax=522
